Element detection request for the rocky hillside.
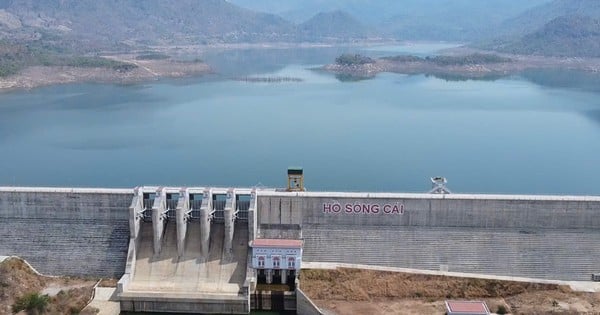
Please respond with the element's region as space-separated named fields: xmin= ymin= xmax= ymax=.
xmin=0 ymin=0 xmax=296 ymax=49
xmin=298 ymin=10 xmax=374 ymax=41
xmin=231 ymin=0 xmax=551 ymax=41
xmin=1 ymin=0 xmax=569 ymax=47
xmin=501 ymin=0 xmax=600 ymax=37
xmin=493 ymin=15 xmax=600 ymax=57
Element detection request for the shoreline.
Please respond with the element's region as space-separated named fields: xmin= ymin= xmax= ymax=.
xmin=322 ymin=51 xmax=600 ymax=80
xmin=3 ymin=43 xmax=600 ymax=92
xmin=0 ymin=54 xmax=212 ymax=92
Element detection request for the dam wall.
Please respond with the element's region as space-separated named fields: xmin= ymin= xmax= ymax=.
xmin=2 ymin=187 xmax=600 ymax=282
xmin=257 ymin=192 xmax=600 ymax=281
xmin=0 ymin=187 xmax=132 ymax=277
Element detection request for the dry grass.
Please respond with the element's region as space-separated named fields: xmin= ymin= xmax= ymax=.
xmin=301 ymin=268 xmax=562 ymax=301
xmin=301 ymin=268 xmax=600 ymax=315
xmin=99 ymin=278 xmax=118 ymax=287
xmin=46 ymin=287 xmax=95 ymax=314
xmin=0 ymin=257 xmax=97 ymax=315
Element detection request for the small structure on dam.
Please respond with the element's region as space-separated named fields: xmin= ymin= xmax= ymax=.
xmin=250 ymin=238 xmax=303 ymax=285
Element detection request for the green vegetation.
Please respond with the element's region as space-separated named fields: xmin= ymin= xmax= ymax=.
xmin=335 ymin=54 xmax=374 ymax=66
xmin=427 ymin=53 xmax=512 ymax=66
xmin=496 ymin=305 xmax=508 ymax=314
xmin=113 ymin=64 xmax=138 ymax=72
xmin=136 ymin=53 xmax=170 ymax=60
xmin=497 ymin=15 xmax=600 ymax=58
xmin=299 ymin=10 xmax=372 ymax=40
xmin=0 ymin=43 xmax=29 ymax=77
xmin=381 ymin=53 xmax=512 ymax=66
xmin=12 ymin=292 xmax=49 ymax=315
xmin=381 ymin=55 xmax=422 ymax=62
xmin=335 ymin=73 xmax=374 ymax=82
xmin=41 ymin=56 xmax=133 ymax=68
xmin=0 ymin=43 xmax=137 ymax=77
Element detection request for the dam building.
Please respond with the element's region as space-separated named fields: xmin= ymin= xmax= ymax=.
xmin=1 ymin=169 xmax=600 ymax=313
xmin=250 ymin=238 xmax=303 ymax=285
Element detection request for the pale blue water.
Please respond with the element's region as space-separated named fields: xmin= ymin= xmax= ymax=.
xmin=1 ymin=45 xmax=599 ymax=195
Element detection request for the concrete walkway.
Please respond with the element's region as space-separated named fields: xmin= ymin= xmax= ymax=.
xmin=82 ymin=287 xmax=120 ymax=315
xmin=302 ymin=262 xmax=600 ymax=293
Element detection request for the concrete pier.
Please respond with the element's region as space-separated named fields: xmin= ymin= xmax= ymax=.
xmin=176 ymin=187 xmax=189 ymax=257
xmin=224 ymin=188 xmax=236 ymax=255
xmin=200 ymin=189 xmax=212 ymax=260
xmin=152 ymin=188 xmax=167 ymax=255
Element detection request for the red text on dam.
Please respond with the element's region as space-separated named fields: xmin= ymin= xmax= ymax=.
xmin=322 ymin=202 xmax=404 ymax=214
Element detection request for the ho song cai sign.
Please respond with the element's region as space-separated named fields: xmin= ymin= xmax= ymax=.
xmin=322 ymin=201 xmax=404 ymax=215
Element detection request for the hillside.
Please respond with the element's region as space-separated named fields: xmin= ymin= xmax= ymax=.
xmin=501 ymin=0 xmax=600 ymax=38
xmin=0 ymin=257 xmax=96 ymax=315
xmin=230 ymin=0 xmax=551 ymax=41
xmin=1 ymin=0 xmax=566 ymax=46
xmin=380 ymin=0 xmax=551 ymax=41
xmin=299 ymin=10 xmax=374 ymax=41
xmin=493 ymin=15 xmax=600 ymax=57
xmin=0 ymin=0 xmax=297 ymax=49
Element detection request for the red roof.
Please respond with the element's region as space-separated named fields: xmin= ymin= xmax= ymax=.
xmin=445 ymin=301 xmax=490 ymax=314
xmin=251 ymin=239 xmax=303 ymax=248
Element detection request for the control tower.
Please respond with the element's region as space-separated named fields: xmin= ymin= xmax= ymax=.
xmin=287 ymin=167 xmax=305 ymax=192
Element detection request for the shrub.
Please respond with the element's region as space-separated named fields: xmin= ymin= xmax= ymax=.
xmin=335 ymin=54 xmax=374 ymax=66
xmin=382 ymin=55 xmax=423 ymax=62
xmin=113 ymin=64 xmax=138 ymax=72
xmin=135 ymin=53 xmax=169 ymax=60
xmin=428 ymin=53 xmax=512 ymax=66
xmin=12 ymin=292 xmax=49 ymax=315
xmin=496 ymin=304 xmax=508 ymax=314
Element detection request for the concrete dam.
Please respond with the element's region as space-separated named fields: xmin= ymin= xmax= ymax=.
xmin=1 ymin=179 xmax=600 ymax=313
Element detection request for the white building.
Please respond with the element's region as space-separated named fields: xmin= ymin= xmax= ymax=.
xmin=250 ymin=239 xmax=303 ymax=285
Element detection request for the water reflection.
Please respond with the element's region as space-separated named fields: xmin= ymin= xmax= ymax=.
xmin=0 ymin=44 xmax=599 ymax=194
xmin=334 ymin=73 xmax=374 ymax=82
xmin=584 ymin=110 xmax=600 ymax=125
xmin=519 ymin=69 xmax=600 ymax=94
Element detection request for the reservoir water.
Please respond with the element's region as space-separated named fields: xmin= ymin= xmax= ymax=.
xmin=1 ymin=43 xmax=599 ymax=195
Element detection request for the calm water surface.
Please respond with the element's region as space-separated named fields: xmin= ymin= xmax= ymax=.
xmin=1 ymin=44 xmax=599 ymax=195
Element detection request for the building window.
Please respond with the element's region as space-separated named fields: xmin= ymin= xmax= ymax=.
xmin=258 ymin=256 xmax=265 ymax=268
xmin=273 ymin=256 xmax=280 ymax=269
xmin=287 ymin=257 xmax=295 ymax=269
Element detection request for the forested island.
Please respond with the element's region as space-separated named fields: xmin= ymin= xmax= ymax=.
xmin=323 ymin=52 xmax=600 ymax=80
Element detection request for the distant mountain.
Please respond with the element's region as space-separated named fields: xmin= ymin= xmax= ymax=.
xmin=380 ymin=0 xmax=553 ymax=41
xmin=299 ymin=11 xmax=374 ymax=41
xmin=494 ymin=15 xmax=600 ymax=57
xmin=0 ymin=0 xmax=297 ymax=49
xmin=501 ymin=0 xmax=600 ymax=37
xmin=229 ymin=0 xmax=551 ymax=41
